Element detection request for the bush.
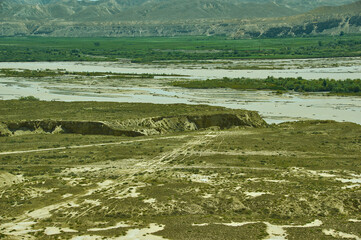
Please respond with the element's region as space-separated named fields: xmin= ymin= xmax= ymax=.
xmin=18 ymin=96 xmax=40 ymax=101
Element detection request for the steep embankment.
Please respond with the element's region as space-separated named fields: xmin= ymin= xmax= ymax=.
xmin=0 ymin=112 xmax=267 ymax=137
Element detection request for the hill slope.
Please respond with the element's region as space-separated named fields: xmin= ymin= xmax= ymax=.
xmin=0 ymin=0 xmax=300 ymax=21
xmin=0 ymin=0 xmax=360 ymax=37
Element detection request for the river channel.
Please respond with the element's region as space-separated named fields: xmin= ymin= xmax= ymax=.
xmin=0 ymin=59 xmax=360 ymax=124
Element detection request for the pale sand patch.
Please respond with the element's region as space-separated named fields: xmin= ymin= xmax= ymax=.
xmin=264 ymin=220 xmax=323 ymax=240
xmin=72 ymin=236 xmax=102 ymax=240
xmin=97 ymin=180 xmax=114 ymax=187
xmin=302 ymin=220 xmax=323 ymax=227
xmin=63 ymin=193 xmax=74 ymax=198
xmin=193 ymin=220 xmax=323 ymax=240
xmin=192 ymin=223 xmax=210 ymax=226
xmin=27 ymin=207 xmax=54 ymax=219
xmin=195 ymin=150 xmax=302 ymax=157
xmin=222 ymin=222 xmax=255 ymax=227
xmin=66 ymin=201 xmax=81 ymax=208
xmin=63 ymin=167 xmax=102 ymax=174
xmin=323 ymin=229 xmax=361 ymax=240
xmin=72 ymin=223 xmax=167 ymax=240
xmin=85 ymin=180 xmax=114 ymax=196
xmin=264 ymin=222 xmax=286 ymax=240
xmin=194 ymin=222 xmax=255 ymax=227
xmin=202 ymin=193 xmax=213 ymax=199
xmin=0 ymin=172 xmax=24 ymax=187
xmin=126 ymin=187 xmax=141 ymax=198
xmin=342 ymin=184 xmax=360 ymax=189
xmin=88 ymin=222 xmax=132 ymax=232
xmin=27 ymin=200 xmax=79 ymax=220
xmin=1 ymin=201 xmax=80 ymax=236
xmin=244 ymin=178 xmax=290 ymax=183
xmin=144 ymin=198 xmax=157 ymax=204
xmin=349 ymin=219 xmax=361 ymax=223
xmin=62 ymin=227 xmax=79 ymax=233
xmin=309 ymin=170 xmax=337 ymax=178
xmin=118 ymin=223 xmax=167 ymax=240
xmin=181 ymin=173 xmax=218 ymax=183
xmin=244 ymin=192 xmax=268 ymax=198
xmin=112 ymin=186 xmax=142 ymax=199
xmin=265 ymin=179 xmax=290 ymax=183
xmin=0 ymin=221 xmax=39 ymax=236
xmin=63 ymin=177 xmax=86 ymax=186
xmin=350 ymin=174 xmax=361 ymax=178
xmin=336 ymin=178 xmax=361 ymax=184
xmin=26 ymin=187 xmax=57 ymax=198
xmin=84 ymin=199 xmax=101 ymax=206
xmin=337 ymin=178 xmax=361 ymax=189
xmin=44 ymin=188 xmax=56 ymax=193
xmin=44 ymin=227 xmax=61 ymax=235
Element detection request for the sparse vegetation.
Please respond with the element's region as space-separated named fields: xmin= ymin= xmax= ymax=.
xmin=0 ymin=101 xmax=360 ymax=239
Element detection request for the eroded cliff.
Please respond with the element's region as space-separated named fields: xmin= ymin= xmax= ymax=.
xmin=0 ymin=112 xmax=267 ymax=137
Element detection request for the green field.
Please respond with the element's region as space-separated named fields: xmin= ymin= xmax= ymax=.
xmin=0 ymin=35 xmax=361 ymax=62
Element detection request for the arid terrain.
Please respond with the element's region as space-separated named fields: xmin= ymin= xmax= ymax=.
xmin=0 ymin=19 xmax=360 ymax=238
xmin=0 ymin=101 xmax=360 ymax=239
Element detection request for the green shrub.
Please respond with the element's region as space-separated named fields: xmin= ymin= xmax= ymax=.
xmin=18 ymin=96 xmax=40 ymax=101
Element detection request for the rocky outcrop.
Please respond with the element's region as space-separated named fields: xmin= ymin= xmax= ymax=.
xmin=0 ymin=112 xmax=267 ymax=137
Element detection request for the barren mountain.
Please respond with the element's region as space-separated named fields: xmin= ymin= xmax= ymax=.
xmin=0 ymin=0 xmax=299 ymax=21
xmin=0 ymin=0 xmax=360 ymax=37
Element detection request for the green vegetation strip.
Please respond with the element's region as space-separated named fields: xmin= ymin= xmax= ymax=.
xmin=171 ymin=77 xmax=361 ymax=95
xmin=0 ymin=35 xmax=361 ymax=62
xmin=0 ymin=69 xmax=183 ymax=78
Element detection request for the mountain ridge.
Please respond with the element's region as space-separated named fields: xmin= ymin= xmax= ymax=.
xmin=0 ymin=0 xmax=301 ymax=21
xmin=0 ymin=0 xmax=360 ymax=38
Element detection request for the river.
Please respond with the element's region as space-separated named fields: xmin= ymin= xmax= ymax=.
xmin=0 ymin=59 xmax=360 ymax=124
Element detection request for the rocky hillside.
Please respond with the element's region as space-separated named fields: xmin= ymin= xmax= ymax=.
xmin=0 ymin=0 xmax=360 ymax=37
xmin=0 ymin=0 xmax=357 ymax=20
xmin=0 ymin=0 xmax=299 ymax=21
